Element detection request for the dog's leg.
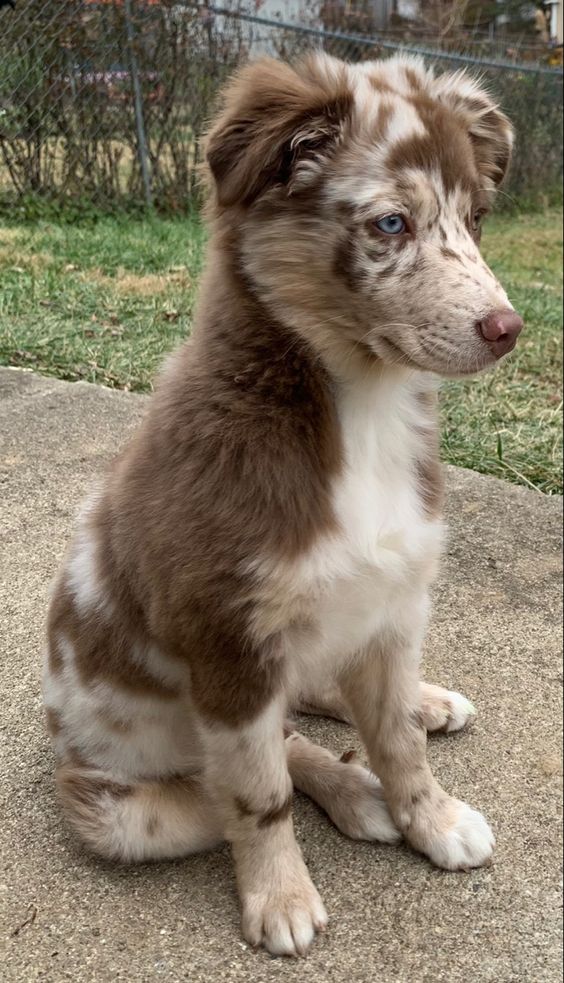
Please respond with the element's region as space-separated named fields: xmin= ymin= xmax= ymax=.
xmin=419 ymin=682 xmax=477 ymax=733
xmin=339 ymin=611 xmax=494 ymax=871
xmin=292 ymin=680 xmax=474 ymax=732
xmin=292 ymin=681 xmax=352 ymax=723
xmin=200 ymin=695 xmax=327 ymax=957
xmin=285 ymin=730 xmax=400 ymax=843
xmin=55 ymin=765 xmax=224 ymax=861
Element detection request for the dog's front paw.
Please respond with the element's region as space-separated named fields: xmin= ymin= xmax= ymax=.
xmin=403 ymin=796 xmax=494 ymax=871
xmin=420 ymin=683 xmax=477 ymax=733
xmin=241 ymin=863 xmax=327 ymax=956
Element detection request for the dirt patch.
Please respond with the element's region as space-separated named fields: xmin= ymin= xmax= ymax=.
xmin=0 ymin=247 xmax=52 ymax=270
xmin=0 ymin=228 xmax=23 ymax=244
xmin=115 ymin=270 xmax=191 ymax=295
xmin=83 ymin=267 xmax=191 ymax=296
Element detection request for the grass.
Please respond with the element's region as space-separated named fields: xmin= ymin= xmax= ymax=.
xmin=0 ymin=214 xmax=206 ymax=391
xmin=441 ymin=211 xmax=562 ymax=495
xmin=0 ymin=209 xmax=562 ymax=494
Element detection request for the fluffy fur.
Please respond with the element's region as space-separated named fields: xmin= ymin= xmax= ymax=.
xmin=43 ymin=53 xmax=521 ymax=957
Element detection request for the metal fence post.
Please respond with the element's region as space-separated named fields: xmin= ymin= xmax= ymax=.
xmin=123 ymin=0 xmax=152 ymax=209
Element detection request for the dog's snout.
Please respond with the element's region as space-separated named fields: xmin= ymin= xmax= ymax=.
xmin=477 ymin=309 xmax=523 ymax=358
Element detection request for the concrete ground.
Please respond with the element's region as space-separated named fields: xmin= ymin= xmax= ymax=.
xmin=0 ymin=366 xmax=562 ymax=983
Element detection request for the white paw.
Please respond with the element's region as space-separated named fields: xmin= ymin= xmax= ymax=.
xmin=329 ymin=760 xmax=401 ymax=845
xmin=444 ymin=692 xmax=477 ymax=733
xmin=241 ymin=878 xmax=327 ymax=957
xmin=421 ymin=687 xmax=476 ymax=733
xmin=425 ymin=800 xmax=495 ymax=871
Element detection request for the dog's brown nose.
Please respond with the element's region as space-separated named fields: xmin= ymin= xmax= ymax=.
xmin=478 ymin=309 xmax=523 ymax=358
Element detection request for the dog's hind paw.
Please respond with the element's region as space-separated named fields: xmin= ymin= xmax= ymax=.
xmin=328 ymin=760 xmax=401 ymax=844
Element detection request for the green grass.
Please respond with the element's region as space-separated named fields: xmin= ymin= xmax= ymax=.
xmin=441 ymin=211 xmax=562 ymax=495
xmin=0 ymin=214 xmax=205 ymax=391
xmin=0 ymin=210 xmax=562 ymax=494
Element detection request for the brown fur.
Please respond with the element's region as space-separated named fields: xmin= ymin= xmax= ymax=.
xmin=45 ymin=706 xmax=62 ymax=737
xmin=414 ymin=390 xmax=444 ymax=518
xmin=387 ymin=105 xmax=479 ymax=194
xmin=48 ymin=242 xmax=344 ymax=724
xmin=47 ymin=581 xmax=180 ymax=700
xmin=205 ymin=56 xmax=353 ymax=208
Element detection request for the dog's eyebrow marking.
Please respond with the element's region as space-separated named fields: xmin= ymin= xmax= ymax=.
xmin=386 ymin=106 xmax=478 ymax=194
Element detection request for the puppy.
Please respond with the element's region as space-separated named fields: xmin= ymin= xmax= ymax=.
xmin=43 ymin=54 xmax=523 ymax=957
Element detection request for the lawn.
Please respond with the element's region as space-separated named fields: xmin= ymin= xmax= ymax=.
xmin=0 ymin=210 xmax=562 ymax=494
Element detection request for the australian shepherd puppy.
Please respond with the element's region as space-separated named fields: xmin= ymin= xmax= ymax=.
xmin=43 ymin=54 xmax=522 ymax=956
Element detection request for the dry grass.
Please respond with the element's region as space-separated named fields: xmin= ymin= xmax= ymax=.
xmin=83 ymin=267 xmax=192 ymax=297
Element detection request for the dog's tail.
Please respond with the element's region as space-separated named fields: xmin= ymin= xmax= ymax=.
xmin=55 ymin=764 xmax=224 ymax=861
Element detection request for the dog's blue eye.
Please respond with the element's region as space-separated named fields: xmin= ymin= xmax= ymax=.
xmin=375 ymin=215 xmax=406 ymax=235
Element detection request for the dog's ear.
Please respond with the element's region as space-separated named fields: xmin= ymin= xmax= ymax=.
xmin=433 ymin=72 xmax=514 ymax=187
xmin=205 ymin=55 xmax=352 ymax=207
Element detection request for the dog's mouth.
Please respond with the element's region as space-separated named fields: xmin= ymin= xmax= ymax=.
xmin=377 ymin=336 xmax=422 ymax=371
xmin=372 ymin=334 xmax=498 ymax=379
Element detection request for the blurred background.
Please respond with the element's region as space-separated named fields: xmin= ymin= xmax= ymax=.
xmin=0 ymin=0 xmax=562 ymax=211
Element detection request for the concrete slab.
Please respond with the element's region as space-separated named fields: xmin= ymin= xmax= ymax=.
xmin=0 ymin=367 xmax=562 ymax=983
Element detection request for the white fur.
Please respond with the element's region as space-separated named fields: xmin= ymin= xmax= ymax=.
xmin=420 ymin=682 xmax=477 ymax=732
xmin=200 ymin=698 xmax=291 ymax=824
xmin=425 ymin=801 xmax=495 ymax=870
xmin=240 ymin=849 xmax=328 ymax=957
xmin=332 ymin=768 xmax=400 ymax=843
xmin=444 ymin=691 xmax=477 ymax=732
xmin=65 ymin=490 xmax=114 ymax=616
xmin=198 ymin=700 xmax=327 ymax=958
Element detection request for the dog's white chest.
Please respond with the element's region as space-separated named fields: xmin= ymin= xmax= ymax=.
xmin=282 ymin=376 xmax=443 ymax=666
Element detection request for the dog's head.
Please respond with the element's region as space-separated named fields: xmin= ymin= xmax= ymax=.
xmin=205 ymin=54 xmax=522 ymax=378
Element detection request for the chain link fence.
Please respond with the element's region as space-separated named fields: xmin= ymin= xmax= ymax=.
xmin=0 ymin=1 xmax=562 ymax=213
